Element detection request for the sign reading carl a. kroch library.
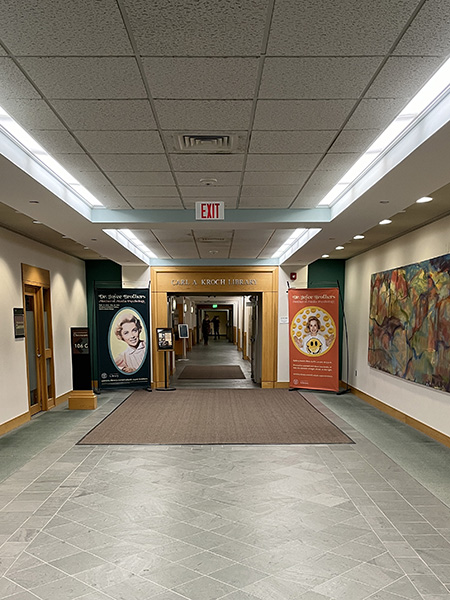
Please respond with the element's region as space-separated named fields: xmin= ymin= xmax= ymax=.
xmin=95 ymin=289 xmax=150 ymax=388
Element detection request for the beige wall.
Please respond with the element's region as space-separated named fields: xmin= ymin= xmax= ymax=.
xmin=0 ymin=227 xmax=87 ymax=426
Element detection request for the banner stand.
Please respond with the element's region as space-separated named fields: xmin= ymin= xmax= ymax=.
xmin=156 ymin=351 xmax=176 ymax=392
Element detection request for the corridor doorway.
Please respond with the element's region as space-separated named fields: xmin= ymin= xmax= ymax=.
xmin=22 ymin=265 xmax=56 ymax=415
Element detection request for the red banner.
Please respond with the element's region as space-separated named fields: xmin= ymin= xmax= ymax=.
xmin=288 ymin=288 xmax=339 ymax=391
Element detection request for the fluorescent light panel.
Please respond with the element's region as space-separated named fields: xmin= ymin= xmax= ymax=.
xmin=318 ymin=55 xmax=450 ymax=207
xmin=104 ymin=228 xmax=158 ymax=263
xmin=0 ymin=106 xmax=103 ymax=207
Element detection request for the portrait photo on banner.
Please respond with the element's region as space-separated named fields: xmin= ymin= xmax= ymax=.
xmin=109 ymin=307 xmax=148 ymax=374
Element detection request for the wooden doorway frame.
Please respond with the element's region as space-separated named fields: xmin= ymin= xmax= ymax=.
xmin=22 ymin=264 xmax=56 ymax=413
xmin=151 ymin=266 xmax=278 ymax=388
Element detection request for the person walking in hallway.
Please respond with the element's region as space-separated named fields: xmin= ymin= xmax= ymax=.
xmin=212 ymin=315 xmax=220 ymax=340
xmin=202 ymin=314 xmax=211 ymax=345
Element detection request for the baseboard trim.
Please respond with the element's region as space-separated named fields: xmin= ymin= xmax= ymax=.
xmin=0 ymin=411 xmax=30 ymax=436
xmin=349 ymin=384 xmax=450 ymax=449
xmin=55 ymin=391 xmax=72 ymax=406
xmin=275 ymin=382 xmax=290 ymax=388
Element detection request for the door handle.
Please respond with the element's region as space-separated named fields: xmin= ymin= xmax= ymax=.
xmin=37 ymin=354 xmax=42 ymax=358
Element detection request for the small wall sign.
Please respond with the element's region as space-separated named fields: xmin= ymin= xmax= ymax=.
xmin=14 ymin=308 xmax=25 ymax=338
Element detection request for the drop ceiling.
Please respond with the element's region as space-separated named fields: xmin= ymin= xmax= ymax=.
xmin=1 ymin=0 xmax=450 ymax=266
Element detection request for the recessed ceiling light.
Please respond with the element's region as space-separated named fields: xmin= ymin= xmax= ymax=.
xmin=322 ymin=254 xmax=330 ymax=258
xmin=379 ymin=200 xmax=390 ymax=204
xmin=416 ymin=196 xmax=433 ymax=203
xmin=32 ymin=220 xmax=42 ymax=224
xmin=83 ymin=246 xmax=89 ymax=250
xmin=209 ymin=250 xmax=218 ymax=254
xmin=335 ymin=246 xmax=344 ymax=250
xmin=29 ymin=200 xmax=39 ymax=204
xmin=379 ymin=219 xmax=392 ymax=225
xmin=91 ymin=238 xmax=97 ymax=241
xmin=353 ymin=234 xmax=365 ymax=240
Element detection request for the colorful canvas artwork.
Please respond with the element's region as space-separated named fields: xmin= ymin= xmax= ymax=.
xmin=369 ymin=253 xmax=450 ymax=392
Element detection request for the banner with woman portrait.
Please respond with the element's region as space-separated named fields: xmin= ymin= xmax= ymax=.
xmin=95 ymin=289 xmax=150 ymax=388
xmin=288 ymin=288 xmax=339 ymax=391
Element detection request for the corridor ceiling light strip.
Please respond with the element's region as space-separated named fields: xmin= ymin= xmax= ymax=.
xmin=272 ymin=228 xmax=307 ymax=258
xmin=104 ymin=228 xmax=157 ymax=263
xmin=0 ymin=106 xmax=104 ymax=208
xmin=274 ymin=228 xmax=322 ymax=264
xmin=318 ymin=56 xmax=450 ymax=207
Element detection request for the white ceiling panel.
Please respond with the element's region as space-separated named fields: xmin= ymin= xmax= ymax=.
xmin=180 ymin=186 xmax=240 ymax=198
xmin=52 ymin=154 xmax=100 ymax=174
xmin=267 ymin=0 xmax=418 ymax=56
xmin=253 ymin=100 xmax=356 ymax=131
xmin=170 ymin=154 xmax=245 ymax=172
xmin=289 ymin=193 xmax=326 ymax=209
xmin=260 ymin=58 xmax=383 ymax=99
xmin=142 ymin=58 xmax=259 ymax=99
xmin=304 ymin=170 xmax=345 ymax=190
xmin=118 ymin=186 xmax=179 ymax=197
xmin=107 ymin=172 xmax=176 ymax=186
xmin=92 ymin=154 xmax=171 ymax=172
xmin=123 ymin=0 xmax=269 ymax=56
xmin=241 ymin=185 xmax=300 ymax=199
xmin=74 ymin=131 xmax=164 ymax=154
xmin=0 ymin=0 xmax=133 ymax=56
xmin=27 ymin=130 xmax=85 ymax=154
xmin=365 ymin=57 xmax=445 ymax=99
xmin=257 ymin=229 xmax=298 ymax=258
xmin=176 ymin=172 xmax=241 ymax=186
xmin=394 ymin=0 xmax=450 ymax=56
xmin=315 ymin=153 xmax=359 ymax=172
xmin=0 ymin=99 xmax=64 ymax=130
xmin=243 ymin=172 xmax=309 ymax=186
xmin=345 ymin=98 xmax=407 ymax=130
xmin=249 ymin=131 xmax=337 ymax=154
xmin=329 ymin=129 xmax=381 ymax=153
xmin=50 ymin=100 xmax=156 ymax=131
xmin=239 ymin=197 xmax=293 ymax=208
xmin=17 ymin=57 xmax=147 ymax=99
xmin=245 ymin=154 xmax=320 ymax=171
xmin=127 ymin=198 xmax=184 ymax=209
xmin=154 ymin=100 xmax=253 ymax=131
xmin=0 ymin=59 xmax=40 ymax=100
xmin=230 ymin=230 xmax=274 ymax=258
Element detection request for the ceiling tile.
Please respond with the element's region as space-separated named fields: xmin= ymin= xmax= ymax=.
xmin=154 ymin=100 xmax=253 ymax=130
xmin=0 ymin=0 xmax=133 ymax=55
xmin=267 ymin=0 xmax=418 ymax=55
xmin=92 ymin=154 xmax=170 ymax=172
xmin=329 ymin=129 xmax=380 ymax=153
xmin=170 ymin=154 xmax=245 ymax=172
xmin=394 ymin=0 xmax=450 ymax=56
xmin=289 ymin=193 xmax=325 ymax=209
xmin=230 ymin=230 xmax=274 ymax=259
xmin=304 ymin=170 xmax=344 ymax=189
xmin=315 ymin=153 xmax=359 ymax=171
xmin=243 ymin=171 xmax=309 ymax=186
xmin=249 ymin=130 xmax=337 ymax=154
xmin=245 ymin=154 xmax=321 ymax=171
xmin=345 ymin=98 xmax=407 ymax=129
xmin=156 ymin=241 xmax=199 ymax=260
xmin=52 ymin=153 xmax=100 ymax=174
xmin=118 ymin=185 xmax=179 ymax=197
xmin=127 ymin=198 xmax=184 ymax=209
xmin=27 ymin=130 xmax=85 ymax=154
xmin=17 ymin=57 xmax=147 ymax=99
xmin=257 ymin=229 xmax=298 ymax=258
xmin=176 ymin=172 xmax=241 ymax=186
xmin=142 ymin=58 xmax=259 ymax=99
xmin=180 ymin=186 xmax=239 ymax=198
xmin=50 ymin=100 xmax=156 ymax=130
xmin=260 ymin=57 xmax=383 ymax=99
xmin=74 ymin=131 xmax=164 ymax=154
xmin=241 ymin=185 xmax=300 ymax=199
xmin=0 ymin=58 xmax=40 ymax=100
xmin=365 ymin=57 xmax=445 ymax=99
xmin=123 ymin=0 xmax=269 ymax=56
xmin=253 ymin=99 xmax=356 ymax=130
xmin=0 ymin=98 xmax=64 ymax=130
xmin=239 ymin=197 xmax=293 ymax=208
xmin=107 ymin=172 xmax=176 ymax=186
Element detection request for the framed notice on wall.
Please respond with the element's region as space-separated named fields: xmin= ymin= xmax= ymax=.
xmin=13 ymin=308 xmax=25 ymax=338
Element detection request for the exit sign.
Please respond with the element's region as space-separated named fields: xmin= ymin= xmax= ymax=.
xmin=195 ymin=201 xmax=224 ymax=220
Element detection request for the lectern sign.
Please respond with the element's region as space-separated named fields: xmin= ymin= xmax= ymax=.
xmin=195 ymin=201 xmax=224 ymax=220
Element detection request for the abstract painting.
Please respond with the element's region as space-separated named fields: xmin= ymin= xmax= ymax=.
xmin=369 ymin=253 xmax=450 ymax=392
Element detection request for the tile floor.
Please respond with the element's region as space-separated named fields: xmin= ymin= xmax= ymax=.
xmin=1 ymin=342 xmax=450 ymax=599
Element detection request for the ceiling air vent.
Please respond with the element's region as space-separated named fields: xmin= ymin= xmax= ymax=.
xmin=177 ymin=134 xmax=234 ymax=153
xmin=197 ymin=237 xmax=227 ymax=243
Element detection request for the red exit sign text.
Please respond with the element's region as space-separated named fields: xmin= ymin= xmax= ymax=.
xmin=195 ymin=202 xmax=224 ymax=220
